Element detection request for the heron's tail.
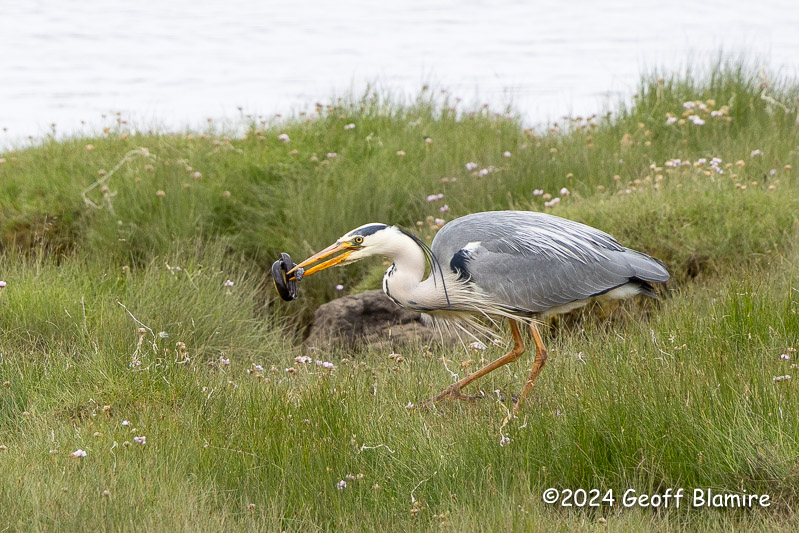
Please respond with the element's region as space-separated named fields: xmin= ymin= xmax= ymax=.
xmin=623 ymin=249 xmax=670 ymax=284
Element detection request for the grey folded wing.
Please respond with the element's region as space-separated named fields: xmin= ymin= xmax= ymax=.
xmin=432 ymin=211 xmax=669 ymax=314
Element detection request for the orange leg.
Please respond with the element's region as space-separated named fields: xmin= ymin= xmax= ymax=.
xmin=426 ymin=320 xmax=526 ymax=404
xmin=513 ymin=322 xmax=549 ymax=413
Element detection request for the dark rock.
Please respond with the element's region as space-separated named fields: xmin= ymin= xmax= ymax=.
xmin=304 ymin=289 xmax=439 ymax=349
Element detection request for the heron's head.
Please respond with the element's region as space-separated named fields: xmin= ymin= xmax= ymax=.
xmin=289 ymin=223 xmax=400 ymax=278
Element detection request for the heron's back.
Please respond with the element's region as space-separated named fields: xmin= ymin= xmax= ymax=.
xmin=431 ymin=211 xmax=669 ymax=315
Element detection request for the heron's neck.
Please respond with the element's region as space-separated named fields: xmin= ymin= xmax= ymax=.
xmin=381 ymin=234 xmax=436 ymax=310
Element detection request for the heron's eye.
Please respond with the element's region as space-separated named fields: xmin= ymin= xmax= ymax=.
xmin=353 ymin=236 xmax=364 ymax=245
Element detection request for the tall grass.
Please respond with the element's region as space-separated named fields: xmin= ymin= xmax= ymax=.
xmin=1 ymin=63 xmax=798 ymax=531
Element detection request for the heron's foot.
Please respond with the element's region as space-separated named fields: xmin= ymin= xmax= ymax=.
xmin=511 ymin=394 xmax=524 ymax=415
xmin=421 ymin=385 xmax=483 ymax=408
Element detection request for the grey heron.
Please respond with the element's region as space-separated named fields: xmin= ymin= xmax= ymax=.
xmin=288 ymin=210 xmax=669 ymax=411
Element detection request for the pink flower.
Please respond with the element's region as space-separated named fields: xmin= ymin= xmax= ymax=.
xmin=465 ymin=162 xmax=478 ymax=171
xmin=503 ymin=151 xmax=512 ymax=158
xmin=544 ymin=198 xmax=561 ymax=208
xmin=277 ymin=133 xmax=290 ymax=142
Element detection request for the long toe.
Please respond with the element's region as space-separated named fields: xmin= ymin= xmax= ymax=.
xmin=420 ymin=385 xmax=481 ymax=407
xmin=451 ymin=389 xmax=484 ymax=402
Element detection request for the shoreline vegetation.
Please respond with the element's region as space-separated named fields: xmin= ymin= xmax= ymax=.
xmin=1 ymin=63 xmax=798 ymax=531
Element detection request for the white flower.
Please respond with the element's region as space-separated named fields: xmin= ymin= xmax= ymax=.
xmin=294 ymin=356 xmax=312 ymax=364
xmin=426 ymin=193 xmax=444 ymax=202
xmin=224 ymin=279 xmax=234 ymax=287
xmin=689 ymin=115 xmax=705 ymax=126
xmin=532 ymin=189 xmax=544 ymax=196
xmin=396 ymin=150 xmax=405 ymax=157
xmin=710 ymin=110 xmax=723 ymax=117
xmin=478 ymin=168 xmax=489 ymax=177
xmin=0 ymin=281 xmax=6 ymax=288
xmin=344 ymin=123 xmax=355 ymax=130
xmin=559 ymin=187 xmax=570 ymax=195
xmin=503 ymin=151 xmax=512 ymax=158
xmin=665 ymin=117 xmax=678 ymax=125
xmin=750 ymin=149 xmax=763 ymax=157
xmin=769 ymin=169 xmax=777 ymax=176
xmin=434 ymin=218 xmax=445 ymax=227
xmin=254 ymin=364 xmax=264 ymax=371
xmin=337 ymin=480 xmax=347 ymax=490
xmin=499 ymin=437 xmax=510 ymax=447
xmin=326 ymin=152 xmax=337 ymax=159
xmin=683 ymin=101 xmax=696 ymax=109
xmin=696 ymin=158 xmax=707 ymax=165
xmin=322 ymin=362 xmax=334 ymax=369
xmin=335 ymin=284 xmax=344 ymax=291
xmin=465 ymin=162 xmax=478 ymax=171
xmin=405 ymin=402 xmax=415 ymax=409
xmin=277 ymin=133 xmax=290 ymax=143
xmin=773 ymin=375 xmax=792 ymax=382
xmin=70 ymin=449 xmax=87 ymax=458
xmin=440 ymin=204 xmax=449 ymax=213
xmin=469 ymin=341 xmax=487 ymax=351
xmin=121 ymin=420 xmax=131 ymax=426
xmin=220 ymin=358 xmax=230 ymax=366
xmin=780 ymin=354 xmax=791 ymax=360
xmin=133 ymin=436 xmax=146 ymax=445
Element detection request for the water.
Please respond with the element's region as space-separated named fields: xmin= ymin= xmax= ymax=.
xmin=2 ymin=0 xmax=798 ymax=149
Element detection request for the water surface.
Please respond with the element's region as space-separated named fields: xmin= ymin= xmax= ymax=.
xmin=1 ymin=0 xmax=798 ymax=147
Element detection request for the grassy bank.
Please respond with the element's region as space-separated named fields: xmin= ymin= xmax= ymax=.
xmin=1 ymin=63 xmax=799 ymax=531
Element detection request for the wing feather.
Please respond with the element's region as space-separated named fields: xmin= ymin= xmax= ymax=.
xmin=431 ymin=211 xmax=669 ymax=314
